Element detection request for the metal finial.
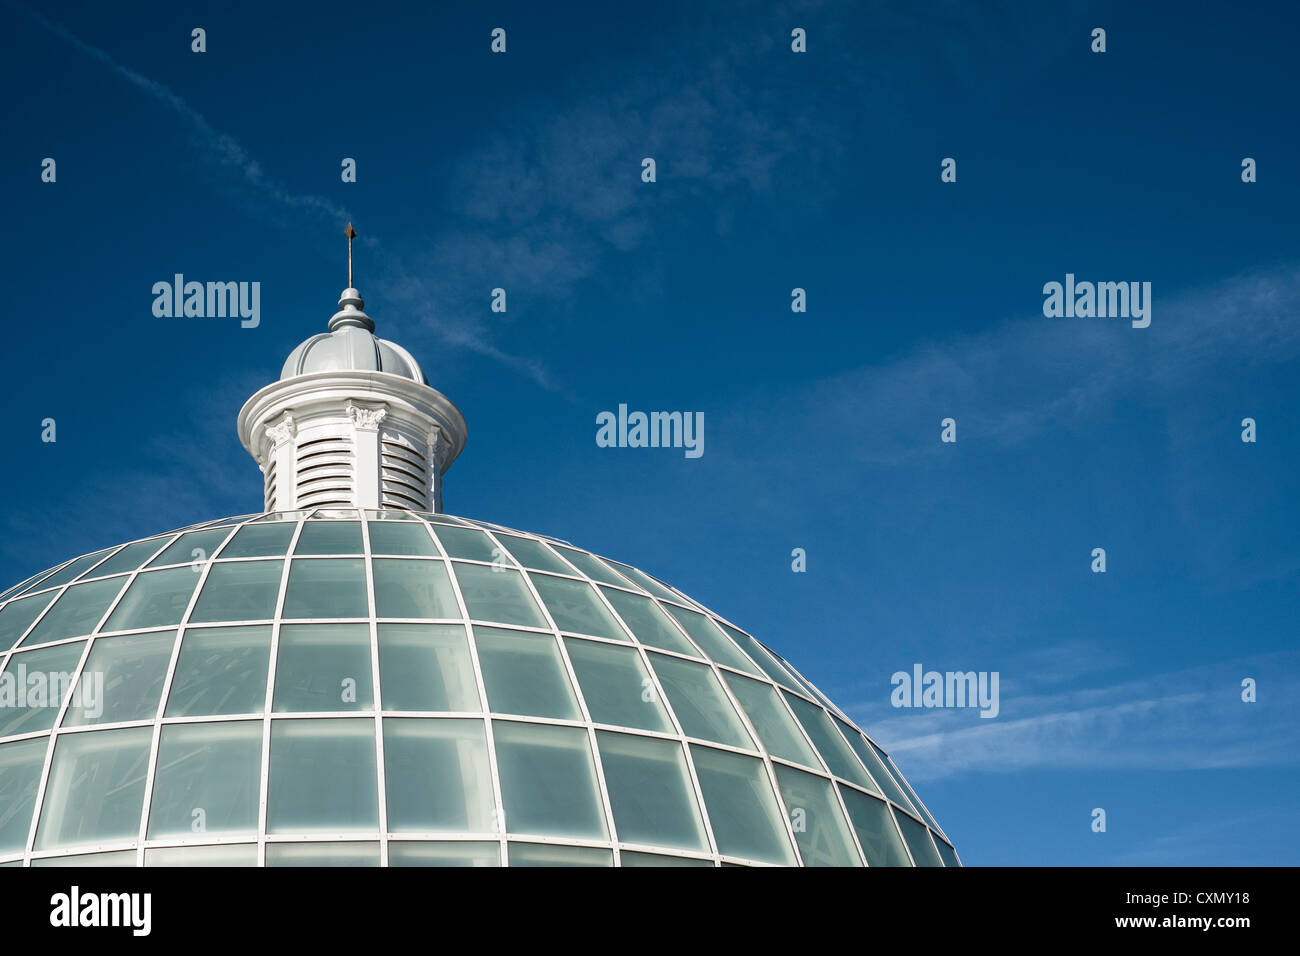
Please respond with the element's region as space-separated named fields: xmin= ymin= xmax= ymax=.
xmin=345 ymin=222 xmax=357 ymax=289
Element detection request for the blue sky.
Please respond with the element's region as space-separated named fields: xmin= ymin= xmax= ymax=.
xmin=3 ymin=0 xmax=1297 ymax=865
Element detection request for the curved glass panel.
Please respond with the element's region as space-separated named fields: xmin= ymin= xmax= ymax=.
xmin=377 ymin=624 xmax=479 ymax=713
xmin=146 ymin=721 xmax=262 ymax=838
xmin=62 ymin=631 xmax=176 ymax=727
xmin=563 ymin=639 xmax=671 ymax=733
xmin=839 ymin=786 xmax=911 ymax=867
xmin=0 ymin=642 xmax=86 ymax=737
xmin=528 ymin=574 xmax=627 ymax=640
xmin=493 ymin=721 xmax=606 ymax=840
xmin=475 ymin=627 xmax=579 ymax=720
xmin=689 ymin=745 xmax=795 ymax=865
xmin=273 ymin=624 xmax=373 ymax=713
xmin=21 ymin=577 xmax=127 ymax=648
xmin=0 ymin=513 xmax=954 ymax=867
xmin=599 ymin=587 xmax=695 ymax=655
xmin=383 ymin=718 xmax=493 ymax=832
xmin=596 ymin=731 xmax=707 ymax=852
xmin=164 ymin=625 xmax=271 ymax=717
xmin=266 ymin=719 xmax=378 ymax=833
xmin=388 ymin=841 xmax=499 ymax=867
xmin=373 ymin=560 xmax=458 ymax=619
xmin=649 ymin=654 xmax=752 ymax=749
xmin=0 ymin=738 xmax=48 ymax=853
xmin=35 ymin=726 xmax=152 ymax=850
xmin=452 ymin=565 xmax=545 ymax=628
xmin=773 ymin=763 xmax=862 ymax=867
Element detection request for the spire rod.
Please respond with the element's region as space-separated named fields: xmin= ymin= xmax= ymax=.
xmin=345 ymin=222 xmax=357 ymax=289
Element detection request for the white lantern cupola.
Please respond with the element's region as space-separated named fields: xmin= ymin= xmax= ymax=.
xmin=237 ymin=224 xmax=467 ymax=513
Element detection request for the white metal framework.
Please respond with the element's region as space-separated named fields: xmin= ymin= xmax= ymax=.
xmin=0 ymin=511 xmax=959 ymax=867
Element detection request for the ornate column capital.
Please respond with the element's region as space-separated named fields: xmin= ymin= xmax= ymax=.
xmin=265 ymin=413 xmax=297 ymax=447
xmin=429 ymin=429 xmax=449 ymax=472
xmin=347 ymin=401 xmax=389 ymax=431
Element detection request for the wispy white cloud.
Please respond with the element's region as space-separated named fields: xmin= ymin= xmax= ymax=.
xmin=1108 ymin=810 xmax=1295 ymax=866
xmin=9 ymin=2 xmax=350 ymax=225
xmin=853 ymin=649 xmax=1298 ymax=782
xmin=718 ymin=265 xmax=1300 ymax=474
xmin=9 ymin=2 xmax=558 ymax=385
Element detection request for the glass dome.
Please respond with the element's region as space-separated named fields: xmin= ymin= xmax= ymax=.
xmin=0 ymin=510 xmax=958 ymax=867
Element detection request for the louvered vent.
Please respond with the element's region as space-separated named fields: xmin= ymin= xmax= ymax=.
xmin=381 ymin=434 xmax=431 ymax=510
xmin=296 ymin=436 xmax=353 ymax=509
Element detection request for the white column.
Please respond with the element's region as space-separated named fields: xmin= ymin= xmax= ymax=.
xmin=429 ymin=430 xmax=447 ymax=513
xmin=348 ymin=401 xmax=388 ymax=509
xmin=265 ymin=414 xmax=297 ymax=511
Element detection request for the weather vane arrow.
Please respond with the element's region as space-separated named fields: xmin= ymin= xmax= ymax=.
xmin=345 ymin=222 xmax=357 ymax=289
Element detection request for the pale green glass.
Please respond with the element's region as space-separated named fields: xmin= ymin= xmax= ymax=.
xmin=383 ymin=718 xmax=493 ymax=832
xmin=599 ymin=587 xmax=695 ymax=654
xmin=720 ymin=624 xmax=800 ymax=690
xmin=474 ymin=627 xmax=578 ymax=720
xmin=84 ymin=538 xmax=171 ymax=579
xmin=146 ymin=528 xmax=232 ymax=568
xmin=292 ymin=521 xmax=363 ymax=555
xmin=934 ymin=836 xmax=961 ymax=867
xmin=508 ymin=843 xmax=612 ymax=867
xmin=102 ymin=567 xmax=200 ymax=632
xmin=495 ymin=536 xmax=570 ymax=574
xmin=188 ymin=560 xmax=283 ymax=623
xmin=723 ymin=672 xmax=821 ymax=768
xmin=282 ymin=559 xmax=368 ymax=619
xmin=33 ymin=549 xmax=117 ymax=590
xmin=147 ymin=721 xmax=262 ymax=837
xmin=164 ymin=625 xmax=271 ymax=716
xmin=31 ymin=850 xmax=137 ymax=866
xmin=528 ymin=573 xmax=627 ymax=639
xmin=431 ymin=526 xmax=498 ymax=562
xmin=660 ymin=604 xmax=759 ymax=673
xmin=782 ymin=691 xmax=876 ymax=791
xmin=596 ymin=731 xmax=707 ymax=851
xmin=266 ymin=842 xmax=380 ymax=866
xmin=21 ymin=577 xmax=127 ymax=647
xmin=620 ymin=851 xmax=714 ymax=867
xmin=373 ymin=559 xmax=458 ymax=619
xmin=35 ymin=726 xmax=152 ymax=850
xmin=367 ymin=522 xmax=438 ymax=556
xmin=773 ymin=763 xmax=862 ymax=866
xmin=649 ymin=654 xmax=752 ymax=749
xmin=0 ymin=592 xmax=56 ymax=649
xmin=838 ymin=785 xmax=911 ymax=866
xmin=563 ymin=638 xmax=671 ymax=732
xmin=0 ymin=641 xmax=85 ymax=737
xmin=267 ymin=719 xmax=378 ymax=832
xmin=388 ymin=842 xmax=500 ymax=867
xmin=378 ymin=624 xmax=479 ymax=712
xmin=551 ymin=546 xmax=628 ymax=586
xmin=146 ymin=844 xmax=258 ymax=866
xmin=452 ymin=565 xmax=546 ymax=627
xmin=688 ymin=745 xmax=795 ymax=865
xmin=0 ymin=737 xmax=48 ymax=853
xmin=493 ymin=720 xmax=607 ymax=839
xmin=832 ymin=716 xmax=915 ymax=811
xmin=62 ymin=631 xmax=177 ymax=726
xmin=504 ymin=842 xmax=611 ymax=868
xmin=219 ymin=523 xmax=296 ymax=558
xmin=894 ymin=807 xmax=944 ymax=866
xmin=873 ymin=738 xmax=944 ymax=831
xmin=602 ymin=561 xmax=681 ymax=602
xmin=273 ymin=623 xmax=372 ymax=712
